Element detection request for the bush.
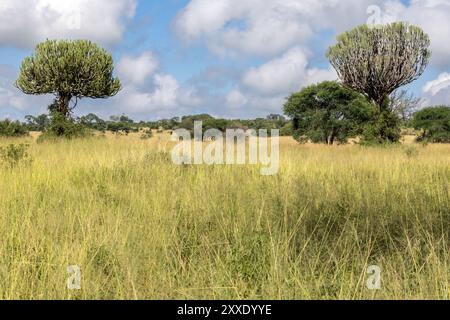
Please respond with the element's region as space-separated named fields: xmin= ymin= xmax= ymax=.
xmin=412 ymin=106 xmax=450 ymax=143
xmin=140 ymin=129 xmax=153 ymax=140
xmin=361 ymin=111 xmax=402 ymax=145
xmin=0 ymin=120 xmax=29 ymax=137
xmin=107 ymin=122 xmax=138 ymax=135
xmin=280 ymin=122 xmax=294 ymax=136
xmin=0 ymin=143 xmax=32 ymax=168
xmin=37 ymin=112 xmax=92 ymax=142
xmin=404 ymin=145 xmax=419 ymax=158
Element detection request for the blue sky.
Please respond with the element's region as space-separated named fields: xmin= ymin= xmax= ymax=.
xmin=1 ymin=0 xmax=450 ymax=121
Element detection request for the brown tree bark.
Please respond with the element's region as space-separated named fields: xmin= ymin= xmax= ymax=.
xmin=57 ymin=94 xmax=72 ymax=117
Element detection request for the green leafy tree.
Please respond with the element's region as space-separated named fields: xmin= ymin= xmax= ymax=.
xmin=24 ymin=114 xmax=51 ymax=131
xmin=280 ymin=121 xmax=294 ymax=136
xmin=412 ymin=106 xmax=450 ymax=143
xmin=0 ymin=120 xmax=29 ymax=137
xmin=16 ymin=39 xmax=121 ymax=117
xmin=79 ymin=113 xmax=107 ymax=131
xmin=327 ymin=22 xmax=431 ymax=142
xmin=284 ymin=81 xmax=373 ymax=145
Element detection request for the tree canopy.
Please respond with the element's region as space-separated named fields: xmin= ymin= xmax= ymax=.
xmin=16 ymin=39 xmax=121 ymax=117
xmin=327 ymin=22 xmax=431 ymax=109
xmin=412 ymin=106 xmax=450 ymax=143
xmin=284 ymin=81 xmax=373 ymax=145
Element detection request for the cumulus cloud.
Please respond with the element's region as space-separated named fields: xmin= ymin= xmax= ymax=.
xmin=174 ymin=0 xmax=386 ymax=57
xmin=0 ymin=64 xmax=50 ymax=118
xmin=0 ymin=0 xmax=137 ymax=48
xmin=242 ymin=47 xmax=336 ymax=95
xmin=175 ymin=0 xmax=450 ymax=67
xmin=107 ymin=53 xmax=203 ymax=118
xmin=226 ymin=89 xmax=248 ymax=109
xmin=117 ymin=52 xmax=159 ymax=86
xmin=421 ymin=72 xmax=450 ymax=107
xmin=218 ymin=48 xmax=336 ymax=116
xmin=423 ymin=73 xmax=450 ymax=96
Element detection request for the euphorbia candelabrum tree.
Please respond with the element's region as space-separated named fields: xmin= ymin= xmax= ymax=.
xmin=327 ymin=22 xmax=431 ymax=142
xmin=16 ymin=39 xmax=121 ymax=117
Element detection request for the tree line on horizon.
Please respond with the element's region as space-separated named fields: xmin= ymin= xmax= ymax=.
xmin=0 ymin=112 xmax=293 ymax=137
xmin=0 ymin=22 xmax=449 ymax=143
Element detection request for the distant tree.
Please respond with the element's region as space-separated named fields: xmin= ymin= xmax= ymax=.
xmin=266 ymin=114 xmax=286 ymax=121
xmin=412 ymin=106 xmax=450 ymax=143
xmin=110 ymin=114 xmax=134 ymax=124
xmin=327 ymin=22 xmax=431 ymax=142
xmin=181 ymin=114 xmax=214 ymax=122
xmin=25 ymin=114 xmax=51 ymax=131
xmin=120 ymin=115 xmax=134 ymax=123
xmin=79 ymin=113 xmax=107 ymax=131
xmin=16 ymin=39 xmax=121 ymax=117
xmin=284 ymin=81 xmax=373 ymax=145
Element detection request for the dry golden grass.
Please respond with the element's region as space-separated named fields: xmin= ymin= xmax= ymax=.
xmin=0 ymin=133 xmax=449 ymax=300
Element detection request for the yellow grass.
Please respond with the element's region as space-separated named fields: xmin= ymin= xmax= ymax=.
xmin=0 ymin=133 xmax=449 ymax=299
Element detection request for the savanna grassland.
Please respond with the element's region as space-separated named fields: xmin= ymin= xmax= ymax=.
xmin=0 ymin=133 xmax=449 ymax=300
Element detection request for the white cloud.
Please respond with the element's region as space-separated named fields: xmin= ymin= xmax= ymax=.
xmin=109 ymin=53 xmax=203 ymax=117
xmin=0 ymin=64 xmax=50 ymax=118
xmin=242 ymin=47 xmax=336 ymax=95
xmin=174 ymin=0 xmax=386 ymax=57
xmin=175 ymin=0 xmax=450 ymax=69
xmin=421 ymin=72 xmax=450 ymax=107
xmin=117 ymin=52 xmax=159 ymax=86
xmin=423 ymin=73 xmax=450 ymax=96
xmin=0 ymin=0 xmax=137 ymax=48
xmin=226 ymin=89 xmax=248 ymax=109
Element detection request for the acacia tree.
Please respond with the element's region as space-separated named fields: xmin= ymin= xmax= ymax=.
xmin=16 ymin=40 xmax=121 ymax=117
xmin=284 ymin=81 xmax=373 ymax=145
xmin=327 ymin=22 xmax=431 ymax=142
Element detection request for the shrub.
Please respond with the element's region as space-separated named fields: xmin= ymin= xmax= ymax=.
xmin=140 ymin=129 xmax=153 ymax=140
xmin=412 ymin=106 xmax=450 ymax=143
xmin=24 ymin=114 xmax=51 ymax=132
xmin=37 ymin=112 xmax=92 ymax=142
xmin=0 ymin=143 xmax=32 ymax=168
xmin=404 ymin=145 xmax=419 ymax=158
xmin=0 ymin=120 xmax=29 ymax=137
xmin=361 ymin=110 xmax=402 ymax=145
xmin=279 ymin=122 xmax=294 ymax=136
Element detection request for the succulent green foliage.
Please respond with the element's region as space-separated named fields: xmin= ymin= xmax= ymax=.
xmin=284 ymin=81 xmax=373 ymax=145
xmin=412 ymin=106 xmax=450 ymax=143
xmin=327 ymin=22 xmax=431 ymax=107
xmin=16 ymin=39 xmax=121 ymax=116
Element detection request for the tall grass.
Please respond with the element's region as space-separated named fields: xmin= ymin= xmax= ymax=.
xmin=0 ymin=134 xmax=449 ymax=299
